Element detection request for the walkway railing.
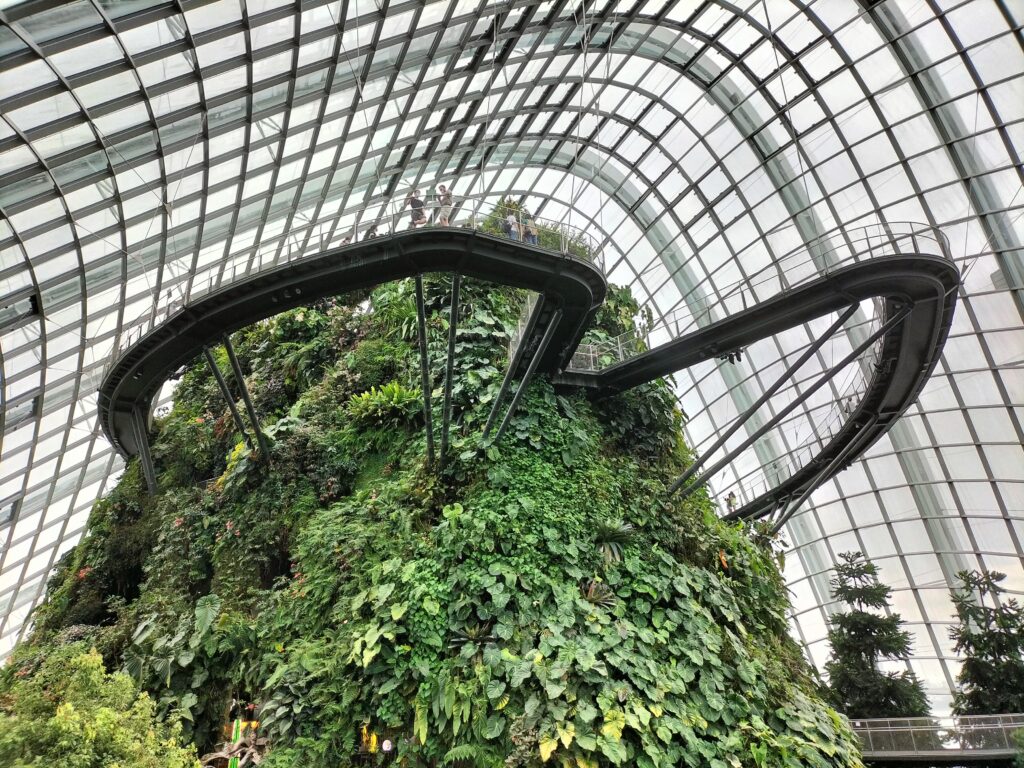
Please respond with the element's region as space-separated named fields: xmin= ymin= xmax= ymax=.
xmin=720 ymin=323 xmax=884 ymax=513
xmin=112 ymin=196 xmax=602 ymax=368
xmin=563 ymin=222 xmax=950 ymax=373
xmin=852 ymin=714 xmax=1024 ymax=759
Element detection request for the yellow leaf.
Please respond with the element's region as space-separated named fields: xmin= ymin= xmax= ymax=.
xmin=649 ymin=704 xmax=663 ymax=717
xmin=539 ymin=736 xmax=559 ymax=762
xmin=556 ymin=722 xmax=575 ymax=748
xmin=601 ymin=709 xmax=626 ymax=741
xmin=576 ymin=758 xmax=599 ymax=768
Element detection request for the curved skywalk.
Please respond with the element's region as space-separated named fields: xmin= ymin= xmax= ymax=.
xmin=99 ymin=222 xmax=958 ymax=530
xmin=1 ymin=0 xmax=1021 ymax=713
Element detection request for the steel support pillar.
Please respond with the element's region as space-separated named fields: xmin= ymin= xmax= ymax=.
xmin=669 ymin=304 xmax=859 ymax=494
xmin=415 ymin=276 xmax=436 ymax=468
xmin=130 ymin=407 xmax=158 ymax=495
xmin=203 ymin=347 xmax=254 ymax=450
xmin=439 ymin=273 xmax=461 ymax=467
xmin=493 ymin=308 xmax=564 ymax=443
xmin=671 ymin=304 xmax=912 ymax=500
xmin=222 ymin=334 xmax=271 ymax=458
xmin=481 ymin=294 xmax=547 ymax=442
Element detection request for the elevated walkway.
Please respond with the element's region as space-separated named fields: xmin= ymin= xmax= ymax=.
xmin=98 ymin=212 xmax=959 ymax=523
xmin=99 ymin=226 xmax=604 ymax=458
xmin=853 ymin=714 xmax=1023 ymax=765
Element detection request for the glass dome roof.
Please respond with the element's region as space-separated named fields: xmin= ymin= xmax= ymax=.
xmin=1 ymin=0 xmax=1022 ymax=710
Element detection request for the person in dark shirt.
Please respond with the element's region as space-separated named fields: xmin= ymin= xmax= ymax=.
xmin=406 ymin=189 xmax=426 ymax=228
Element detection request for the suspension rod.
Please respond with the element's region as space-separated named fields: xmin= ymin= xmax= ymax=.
xmin=203 ymin=347 xmax=253 ymax=450
xmin=415 ymin=276 xmax=436 ymax=468
xmin=439 ymin=273 xmax=461 ymax=467
xmin=222 ymin=334 xmax=271 ymax=458
xmin=671 ymin=304 xmax=912 ymax=500
xmin=669 ymin=303 xmax=859 ymax=494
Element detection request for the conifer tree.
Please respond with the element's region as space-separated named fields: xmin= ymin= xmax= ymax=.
xmin=824 ymin=551 xmax=930 ymax=717
xmin=950 ymin=569 xmax=1024 ymax=714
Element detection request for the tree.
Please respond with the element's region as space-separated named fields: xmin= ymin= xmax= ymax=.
xmin=0 ymin=644 xmax=198 ymax=768
xmin=950 ymin=569 xmax=1024 ymax=714
xmin=824 ymin=551 xmax=930 ymax=717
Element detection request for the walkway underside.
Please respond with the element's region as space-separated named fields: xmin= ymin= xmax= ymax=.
xmin=99 ymin=229 xmax=605 ymax=457
xmin=99 ymin=231 xmax=958 ymax=524
xmin=557 ymin=254 xmax=959 ymax=520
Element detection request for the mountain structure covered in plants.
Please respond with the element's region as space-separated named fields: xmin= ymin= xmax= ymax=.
xmin=2 ymin=276 xmax=863 ymax=768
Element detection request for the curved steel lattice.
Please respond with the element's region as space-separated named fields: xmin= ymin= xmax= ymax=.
xmin=0 ymin=0 xmax=1021 ymax=713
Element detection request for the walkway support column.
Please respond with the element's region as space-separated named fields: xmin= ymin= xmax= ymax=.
xmin=221 ymin=334 xmax=271 ymax=458
xmin=669 ymin=303 xmax=859 ymax=494
xmin=415 ymin=276 xmax=436 ymax=468
xmin=203 ymin=347 xmax=253 ymax=450
xmin=438 ymin=274 xmax=461 ymax=467
xmin=482 ymin=294 xmax=547 ymax=442
xmin=494 ymin=308 xmax=564 ymax=443
xmin=129 ymin=407 xmax=158 ymax=495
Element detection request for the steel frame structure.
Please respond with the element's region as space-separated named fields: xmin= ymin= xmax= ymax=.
xmin=1 ymin=0 xmax=1021 ymax=712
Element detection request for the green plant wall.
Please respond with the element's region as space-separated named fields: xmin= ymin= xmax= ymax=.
xmin=6 ymin=277 xmax=864 ymax=767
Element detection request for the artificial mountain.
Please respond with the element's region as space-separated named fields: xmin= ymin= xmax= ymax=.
xmin=2 ymin=274 xmax=863 ymax=767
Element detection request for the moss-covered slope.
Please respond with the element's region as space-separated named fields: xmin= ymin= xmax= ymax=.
xmin=6 ymin=277 xmax=862 ymax=767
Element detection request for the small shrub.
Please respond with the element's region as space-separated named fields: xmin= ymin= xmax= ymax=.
xmin=347 ymin=381 xmax=422 ymax=430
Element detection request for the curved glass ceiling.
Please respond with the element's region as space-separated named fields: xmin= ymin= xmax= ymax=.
xmin=1 ymin=0 xmax=1022 ymax=710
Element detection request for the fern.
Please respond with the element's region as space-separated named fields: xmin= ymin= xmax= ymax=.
xmin=442 ymin=744 xmax=481 ymax=765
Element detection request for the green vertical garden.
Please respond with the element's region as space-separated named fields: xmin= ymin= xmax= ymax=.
xmin=1 ymin=277 xmax=862 ymax=767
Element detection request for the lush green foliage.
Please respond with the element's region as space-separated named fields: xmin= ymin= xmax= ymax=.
xmin=823 ymin=552 xmax=929 ymax=718
xmin=0 ymin=644 xmax=199 ymax=767
xmin=950 ymin=569 xmax=1024 ymax=715
xmin=16 ymin=276 xmax=861 ymax=767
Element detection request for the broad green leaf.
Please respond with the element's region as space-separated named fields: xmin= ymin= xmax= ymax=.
xmin=194 ymin=594 xmax=221 ymax=638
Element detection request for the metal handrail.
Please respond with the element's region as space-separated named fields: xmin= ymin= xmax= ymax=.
xmin=111 ymin=195 xmax=603 ymax=373
xmin=851 ymin=713 xmax=1024 ymax=756
xmin=564 ymin=222 xmax=950 ymax=374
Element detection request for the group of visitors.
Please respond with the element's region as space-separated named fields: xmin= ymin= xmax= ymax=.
xmin=502 ymin=210 xmax=539 ymax=245
xmin=348 ymin=187 xmax=543 ymax=245
xmin=404 ymin=184 xmax=453 ymax=229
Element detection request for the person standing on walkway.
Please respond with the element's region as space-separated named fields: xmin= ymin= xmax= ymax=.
xmin=505 ymin=211 xmax=520 ymax=240
xmin=437 ymin=184 xmax=453 ymax=226
xmin=523 ymin=211 xmax=539 ymax=245
xmin=405 ymin=189 xmax=426 ymax=229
